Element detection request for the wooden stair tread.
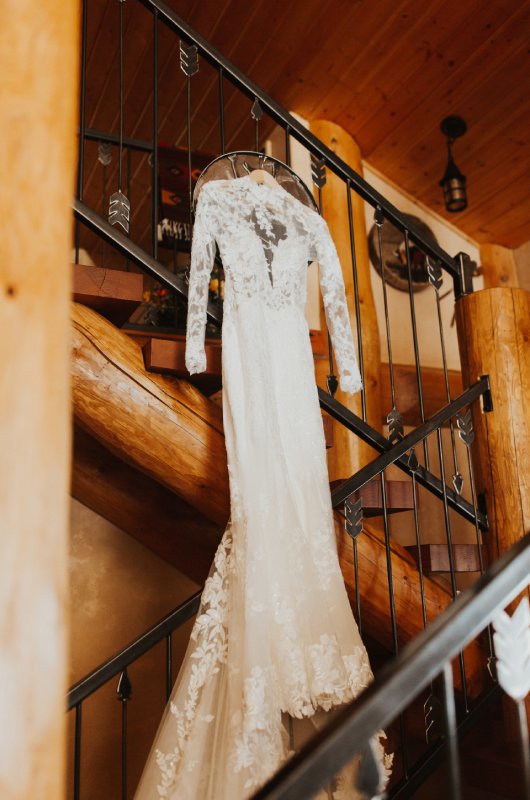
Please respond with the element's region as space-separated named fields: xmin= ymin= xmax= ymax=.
xmin=406 ymin=543 xmax=483 ymax=572
xmin=330 ymin=477 xmax=414 ymax=516
xmin=73 ymin=263 xmax=143 ymax=325
xmin=141 ymin=335 xmax=222 ymax=396
xmin=133 ymin=328 xmax=325 ymax=377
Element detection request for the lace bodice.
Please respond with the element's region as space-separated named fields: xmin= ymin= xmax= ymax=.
xmin=185 ymin=174 xmax=362 ymax=394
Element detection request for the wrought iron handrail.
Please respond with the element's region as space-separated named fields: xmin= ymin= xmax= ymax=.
xmin=252 ymin=532 xmax=530 ymax=800
xmin=330 ymin=378 xmax=490 ymax=529
xmin=136 ymin=0 xmax=465 ymax=296
xmin=67 ymin=590 xmax=201 ymax=710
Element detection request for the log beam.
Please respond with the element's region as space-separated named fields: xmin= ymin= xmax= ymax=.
xmin=71 ymin=302 xmax=230 ymax=526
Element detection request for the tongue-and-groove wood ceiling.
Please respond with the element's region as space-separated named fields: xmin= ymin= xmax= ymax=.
xmin=83 ymin=0 xmax=530 ymax=252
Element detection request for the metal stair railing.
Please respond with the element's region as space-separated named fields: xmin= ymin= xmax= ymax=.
xmin=251 ymin=533 xmax=530 ymax=800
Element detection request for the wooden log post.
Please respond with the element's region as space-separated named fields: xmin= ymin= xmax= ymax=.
xmin=309 ymin=120 xmax=382 ymax=481
xmin=456 ymin=286 xmax=530 ymax=734
xmin=480 ymin=243 xmax=519 ymax=289
xmin=455 ymin=288 xmax=530 ymax=593
xmin=0 ymin=2 xmax=79 ymax=798
xmin=71 ymin=303 xmax=230 ymax=526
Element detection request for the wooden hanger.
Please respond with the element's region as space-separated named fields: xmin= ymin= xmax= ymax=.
xmin=247 ymin=168 xmax=281 ymax=189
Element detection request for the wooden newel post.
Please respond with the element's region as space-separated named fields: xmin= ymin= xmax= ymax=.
xmin=455 ymin=288 xmax=530 ymax=588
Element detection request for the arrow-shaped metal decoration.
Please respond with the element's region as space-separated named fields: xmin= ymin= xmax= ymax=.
xmin=109 ymin=189 xmax=130 ymax=233
xmin=407 ymin=447 xmax=419 ymax=472
xmin=492 ymin=596 xmax=530 ymax=702
xmin=387 ymin=406 xmax=404 ymax=445
xmin=179 ymin=40 xmax=199 ymax=77
xmin=374 ymin=205 xmax=385 ymax=228
xmin=116 ymin=668 xmax=132 ymax=702
xmin=251 ymin=97 xmax=263 ymax=121
xmin=456 ymin=409 xmax=475 ymax=446
xmin=424 ymin=691 xmax=443 ymax=744
xmin=98 ymin=141 xmax=112 ymax=167
xmin=326 ymin=373 xmax=338 ymax=397
xmin=345 ymin=497 xmax=363 ymax=540
xmin=311 ymin=155 xmax=326 ymax=188
xmin=452 ymin=471 xmax=464 ymax=495
xmin=427 ymin=256 xmax=443 ymax=292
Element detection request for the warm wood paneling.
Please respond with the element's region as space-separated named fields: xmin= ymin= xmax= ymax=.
xmin=80 ymin=0 xmax=530 ymax=257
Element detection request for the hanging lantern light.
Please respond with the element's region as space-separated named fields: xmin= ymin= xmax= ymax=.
xmin=439 ymin=115 xmax=468 ymax=213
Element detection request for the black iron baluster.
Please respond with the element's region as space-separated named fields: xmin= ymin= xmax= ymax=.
xmin=375 ymin=207 xmax=403 ymax=446
xmin=404 ymin=230 xmax=429 ymax=469
xmin=179 ymin=39 xmax=198 ymax=249
xmin=441 ymin=661 xmax=462 ymax=800
xmin=436 ymin=427 xmax=469 ymax=713
xmin=98 ymin=141 xmax=112 ymax=267
xmin=108 ymin=0 xmax=131 ymax=234
xmin=75 ymin=0 xmax=88 ymax=264
xmin=73 ymin=702 xmax=82 ymax=800
xmin=218 ymin=67 xmax=225 ymax=154
xmin=409 ymin=447 xmax=427 ymax=630
xmin=428 ymin=257 xmax=462 ymax=493
xmin=516 ymin=697 xmax=530 ymax=799
xmin=344 ymin=497 xmax=363 ymax=635
xmin=457 ymin=410 xmax=496 ymax=672
xmin=166 ymin=633 xmax=173 ymax=701
xmin=346 ymin=179 xmax=366 ymax=421
xmin=117 ymin=668 xmax=132 ymax=800
xmin=381 ymin=470 xmax=409 ymax=779
xmin=152 ymin=8 xmax=159 ymax=260
xmin=410 ymin=444 xmax=442 ymax=743
xmin=125 ymin=146 xmax=132 ymax=270
xmin=284 ymin=124 xmax=291 ymax=166
xmin=251 ymin=97 xmax=262 ymax=152
xmin=311 ymin=157 xmax=336 ymax=394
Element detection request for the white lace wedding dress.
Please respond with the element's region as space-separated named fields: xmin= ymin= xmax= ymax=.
xmin=134 ymin=174 xmax=392 ymax=799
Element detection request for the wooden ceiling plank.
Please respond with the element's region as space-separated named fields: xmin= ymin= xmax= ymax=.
xmin=85 ymin=0 xmax=142 ymax=130
xmin=267 ymin=0 xmax=399 ymax=121
xmin=301 ymin=0 xmax=455 ymax=125
xmin=362 ymin=4 xmax=530 ymax=161
xmin=350 ymin=0 xmax=520 ymax=149
xmin=210 ymin=0 xmax=332 ymax=153
xmin=82 ymin=0 xmax=214 ymax=201
xmin=84 ymin=0 xmax=113 ymax=70
xmin=391 ymin=56 xmax=530 ymax=199
xmin=500 ymin=220 xmax=530 ymax=249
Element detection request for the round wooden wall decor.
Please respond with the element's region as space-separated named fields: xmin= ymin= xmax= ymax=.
xmin=368 ymin=213 xmax=438 ymax=293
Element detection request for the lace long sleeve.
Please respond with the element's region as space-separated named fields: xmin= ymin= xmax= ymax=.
xmin=185 ymin=186 xmax=217 ymax=375
xmin=311 ymin=214 xmax=362 ymax=395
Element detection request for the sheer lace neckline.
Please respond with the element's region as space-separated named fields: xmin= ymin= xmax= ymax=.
xmin=236 ymin=174 xmax=288 ymax=196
